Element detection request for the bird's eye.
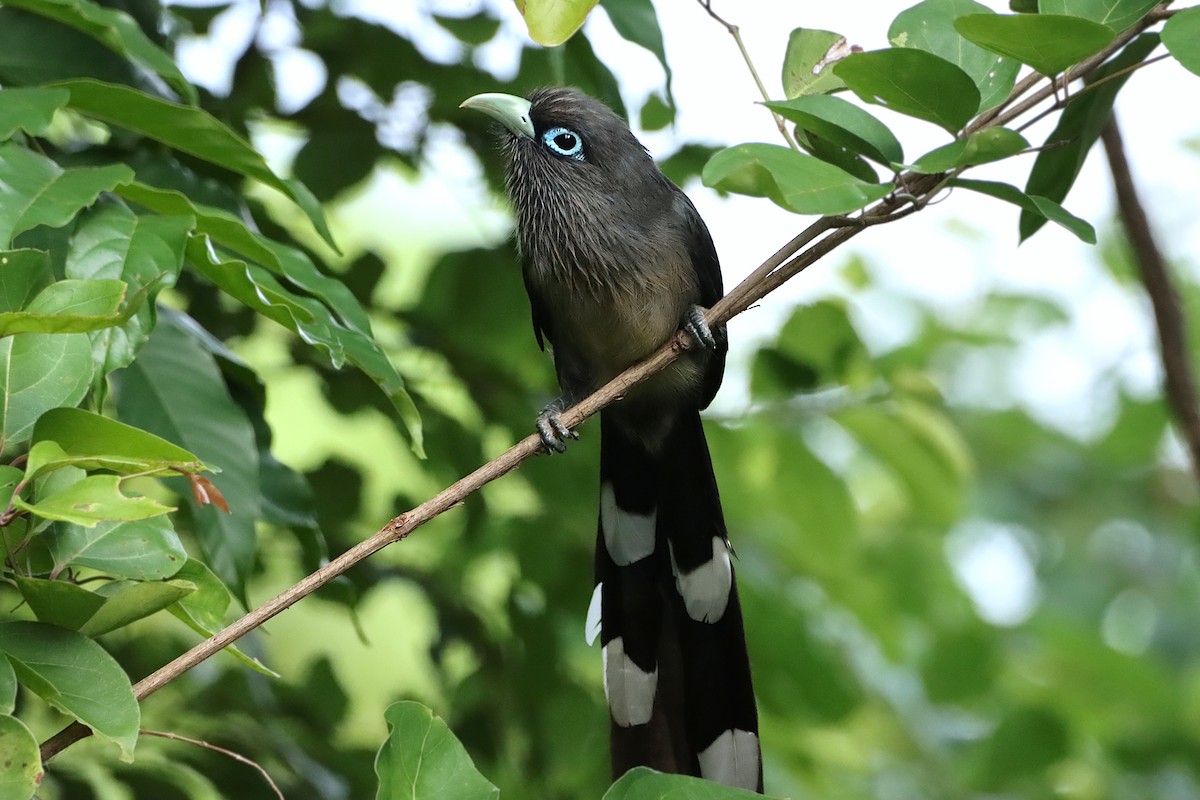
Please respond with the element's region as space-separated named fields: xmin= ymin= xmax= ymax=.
xmin=542 ymin=126 xmax=585 ymax=161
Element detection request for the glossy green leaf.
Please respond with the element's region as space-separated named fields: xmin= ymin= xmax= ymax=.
xmin=1039 ymin=0 xmax=1159 ymax=31
xmin=0 ymin=331 xmax=93 ymax=457
xmin=0 ymin=143 xmax=132 ymax=248
xmin=51 ymin=79 xmax=336 ymax=250
xmin=834 ymin=49 xmax=980 ymax=132
xmin=0 ymin=713 xmax=40 ymax=800
xmin=889 ymin=0 xmax=1021 ymax=111
xmin=80 ymin=579 xmax=195 ymax=636
xmin=166 ymin=559 xmax=277 ymax=676
xmin=0 ymin=620 xmax=138 ymax=759
xmin=1162 ymin=7 xmax=1200 ymax=77
xmin=13 ymin=473 xmax=173 ymax=525
xmin=0 ymin=249 xmax=51 ymax=313
xmin=17 ymin=577 xmax=105 ymax=630
xmin=0 ymin=86 xmax=69 ymax=140
xmin=114 ymin=317 xmax=259 ymax=599
xmin=513 ymin=0 xmax=598 ymax=46
xmin=66 ymin=201 xmax=192 ymax=374
xmin=0 ymin=658 xmax=15 ymax=714
xmin=782 ymin=28 xmax=851 ymax=97
xmin=910 ymin=127 xmax=1029 ymax=173
xmin=1019 ymin=33 xmax=1158 ymax=239
xmin=0 ymin=278 xmax=137 ymax=337
xmin=703 ymin=143 xmax=893 ymax=215
xmin=603 ymin=767 xmax=769 ymax=799
xmin=4 ymin=0 xmax=195 ymax=102
xmin=375 ymin=701 xmax=499 ymax=800
xmin=953 ymin=177 xmax=1096 ymax=242
xmin=47 ymin=517 xmax=186 ymax=580
xmin=28 ymin=406 xmax=207 ymax=478
xmin=954 ymin=14 xmax=1115 ymax=75
xmin=764 ymin=95 xmax=903 ymax=165
xmin=792 ymin=129 xmax=879 ymax=183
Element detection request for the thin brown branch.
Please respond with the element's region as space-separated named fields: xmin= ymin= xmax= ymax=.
xmin=37 ymin=3 xmax=1172 ymax=763
xmin=1101 ymin=117 xmax=1200 ymax=484
xmin=141 ymin=729 xmax=285 ymax=800
xmin=697 ymin=0 xmax=800 ymax=151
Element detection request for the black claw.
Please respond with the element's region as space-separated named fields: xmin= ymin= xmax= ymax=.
xmin=536 ymin=403 xmax=577 ymax=454
xmin=684 ymin=305 xmax=718 ymax=351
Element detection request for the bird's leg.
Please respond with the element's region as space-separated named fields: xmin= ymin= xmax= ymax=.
xmin=536 ymin=397 xmax=579 ymax=453
xmin=683 ymin=305 xmax=719 ymax=352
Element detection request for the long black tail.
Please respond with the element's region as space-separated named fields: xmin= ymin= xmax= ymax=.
xmin=593 ymin=409 xmax=761 ymax=792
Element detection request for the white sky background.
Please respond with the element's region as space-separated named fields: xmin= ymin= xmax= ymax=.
xmin=178 ymin=1 xmax=1200 ymax=629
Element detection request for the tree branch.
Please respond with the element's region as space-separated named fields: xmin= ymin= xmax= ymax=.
xmin=1100 ymin=116 xmax=1200 ymax=484
xmin=36 ymin=7 xmax=1171 ymax=763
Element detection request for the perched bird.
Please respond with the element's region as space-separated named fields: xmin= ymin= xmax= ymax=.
xmin=461 ymin=88 xmax=761 ymax=793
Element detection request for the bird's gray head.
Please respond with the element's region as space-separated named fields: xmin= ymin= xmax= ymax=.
xmin=460 ymin=87 xmax=666 ymax=212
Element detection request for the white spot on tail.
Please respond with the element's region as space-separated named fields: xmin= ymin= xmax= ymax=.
xmin=600 ymin=483 xmax=655 ymax=566
xmin=585 ymin=582 xmax=602 ymax=645
xmin=601 ymin=636 xmax=656 ymax=727
xmin=669 ymin=536 xmax=732 ymax=623
xmin=697 ymin=728 xmax=760 ymax=790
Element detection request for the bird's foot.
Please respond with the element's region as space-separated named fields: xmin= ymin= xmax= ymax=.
xmin=683 ymin=305 xmax=718 ymax=352
xmin=536 ymin=400 xmax=579 ymax=453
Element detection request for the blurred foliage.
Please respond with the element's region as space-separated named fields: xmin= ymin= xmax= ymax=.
xmin=1 ymin=1 xmax=1198 ymax=799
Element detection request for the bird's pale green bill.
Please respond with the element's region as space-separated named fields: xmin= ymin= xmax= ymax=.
xmin=460 ymin=92 xmax=535 ymax=139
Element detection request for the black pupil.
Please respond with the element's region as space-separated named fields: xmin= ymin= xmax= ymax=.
xmin=554 ymin=132 xmax=577 ymax=151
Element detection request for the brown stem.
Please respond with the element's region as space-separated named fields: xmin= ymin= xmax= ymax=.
xmin=1100 ymin=117 xmax=1200 ymax=484
xmin=141 ymin=729 xmax=285 ymax=800
xmin=36 ymin=3 xmax=1174 ymax=764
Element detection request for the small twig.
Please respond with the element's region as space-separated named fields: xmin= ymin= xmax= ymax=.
xmin=697 ymin=0 xmax=800 ymax=151
xmin=1016 ymin=53 xmax=1169 ymax=133
xmin=141 ymin=729 xmax=286 ymax=800
xmin=1101 ymin=117 xmax=1200 ymax=485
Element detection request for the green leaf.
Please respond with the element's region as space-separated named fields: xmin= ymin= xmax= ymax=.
xmin=781 ymin=28 xmax=851 ymax=97
xmin=836 ymin=400 xmax=973 ymax=524
xmin=13 ymin=473 xmax=173 ymax=526
xmin=910 ymin=127 xmax=1029 ymax=173
xmin=953 ymin=177 xmax=1096 ymax=242
xmin=750 ymin=300 xmax=869 ymax=398
xmin=432 ymin=12 xmax=501 ymax=45
xmin=954 ymin=14 xmax=1115 ymax=75
xmin=0 ymin=249 xmax=51 ymax=313
xmin=0 ymin=278 xmax=142 ymax=337
xmin=603 ymin=767 xmax=769 ymax=799
xmin=66 ymin=201 xmax=192 ymax=374
xmin=702 ymin=143 xmax=893 ymax=215
xmin=601 ymin=0 xmax=673 ymax=111
xmin=833 ymin=49 xmax=980 ymax=132
xmin=375 ymin=701 xmax=499 ymax=800
xmin=974 ymin=706 xmax=1069 ymax=788
xmin=0 ymin=143 xmax=133 ymax=248
xmin=0 ymin=331 xmax=93 ymax=457
xmin=0 ymin=620 xmax=139 ymax=759
xmin=47 ymin=517 xmax=187 ymax=580
xmin=113 ymin=316 xmax=259 ymax=599
xmin=0 ymin=657 xmax=15 ymax=714
xmin=1019 ymin=33 xmax=1159 ymax=238
xmin=28 ymin=406 xmax=207 ymax=478
xmin=0 ymin=713 xmax=40 ymax=800
xmin=513 ymin=0 xmax=598 ymax=46
xmin=1038 ymin=0 xmax=1159 ymax=31
xmin=1162 ymin=7 xmax=1200 ymax=77
xmin=0 ymin=86 xmax=69 ymax=140
xmin=166 ymin=559 xmax=277 ymax=676
xmin=80 ymin=579 xmax=195 ymax=636
xmin=764 ymin=95 xmax=903 ymax=165
xmin=17 ymin=577 xmax=106 ymax=630
xmin=889 ymin=0 xmax=1021 ymax=111
xmin=51 ymin=79 xmax=336 ymax=250
xmin=4 ymin=0 xmax=196 ymax=102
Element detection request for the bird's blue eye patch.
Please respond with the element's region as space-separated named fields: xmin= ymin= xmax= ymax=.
xmin=542 ymin=126 xmax=585 ymax=161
